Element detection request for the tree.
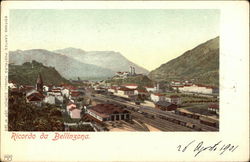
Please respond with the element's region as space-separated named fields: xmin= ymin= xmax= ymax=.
xmin=8 ymin=91 xmax=64 ymax=131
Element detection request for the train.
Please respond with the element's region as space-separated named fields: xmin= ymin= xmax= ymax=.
xmin=175 ymin=109 xmax=218 ymax=128
xmin=157 ymin=113 xmax=218 ymax=131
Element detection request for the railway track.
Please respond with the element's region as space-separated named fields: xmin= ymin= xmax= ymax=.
xmin=94 ymin=95 xmax=218 ymax=131
xmin=140 ymin=106 xmax=218 ymax=131
xmin=132 ymin=113 xmax=193 ymax=131
xmin=94 ymin=95 xmax=195 ymax=131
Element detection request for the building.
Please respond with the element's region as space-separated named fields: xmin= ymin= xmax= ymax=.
xmin=47 ymin=88 xmax=64 ymax=104
xmin=171 ymin=80 xmax=183 ymax=86
xmin=178 ymin=84 xmax=218 ymax=94
xmin=26 ymin=89 xmax=44 ymax=107
xmin=22 ymin=85 xmax=35 ymax=92
xmin=165 ymin=95 xmax=181 ymax=105
xmin=67 ymin=103 xmax=77 ymax=113
xmin=115 ymin=71 xmax=130 ymax=78
xmin=69 ymin=107 xmax=82 ymax=119
xmin=134 ymin=89 xmax=149 ymax=100
xmin=8 ymin=81 xmax=17 ymax=89
xmin=123 ymin=84 xmax=138 ymax=89
xmin=129 ymin=66 xmax=136 ymax=75
xmin=87 ymin=104 xmax=131 ymax=122
xmin=144 ymin=86 xmax=157 ymax=92
xmin=69 ymin=90 xmax=84 ymax=103
xmin=134 ymin=89 xmax=148 ymax=95
xmin=155 ymin=101 xmax=178 ymax=111
xmin=43 ymin=95 xmax=56 ymax=105
xmin=108 ymin=86 xmax=118 ymax=94
xmin=208 ymin=104 xmax=219 ymax=115
xmin=61 ymin=88 xmax=70 ymax=98
xmin=36 ymin=73 xmax=43 ymax=93
xmin=43 ymin=85 xmax=53 ymax=92
xmin=116 ymin=87 xmax=135 ymax=98
xmin=150 ymin=93 xmax=165 ymax=103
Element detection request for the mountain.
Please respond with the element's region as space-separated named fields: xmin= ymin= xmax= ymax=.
xmin=9 ymin=49 xmax=115 ymax=79
xmin=54 ymin=48 xmax=149 ymax=74
xmin=9 ymin=60 xmax=69 ymax=85
xmin=148 ymin=37 xmax=219 ymax=86
xmin=54 ymin=47 xmax=86 ymax=60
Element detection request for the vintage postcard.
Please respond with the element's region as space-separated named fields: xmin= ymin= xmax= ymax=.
xmin=1 ymin=1 xmax=249 ymax=162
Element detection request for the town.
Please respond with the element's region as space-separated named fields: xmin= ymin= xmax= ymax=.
xmin=8 ymin=66 xmax=219 ymax=132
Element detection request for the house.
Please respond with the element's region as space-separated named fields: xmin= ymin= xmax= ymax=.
xmin=26 ymin=89 xmax=44 ymax=107
xmin=144 ymin=86 xmax=157 ymax=92
xmin=10 ymin=88 xmax=24 ymax=97
xmin=165 ymin=95 xmax=181 ymax=105
xmin=43 ymin=95 xmax=56 ymax=105
xmin=178 ymin=84 xmax=218 ymax=94
xmin=171 ymin=80 xmax=183 ymax=86
xmin=108 ymin=86 xmax=118 ymax=94
xmin=171 ymin=85 xmax=184 ymax=91
xmin=123 ymin=84 xmax=138 ymax=89
xmin=8 ymin=81 xmax=17 ymax=89
xmin=43 ymin=85 xmax=53 ymax=92
xmin=77 ymin=87 xmax=85 ymax=94
xmin=69 ymin=107 xmax=82 ymax=119
xmin=116 ymin=71 xmax=130 ymax=78
xmin=134 ymin=89 xmax=149 ymax=99
xmin=47 ymin=89 xmax=64 ymax=103
xmin=55 ymin=95 xmax=64 ymax=104
xmin=134 ymin=89 xmax=148 ymax=95
xmin=61 ymin=88 xmax=70 ymax=98
xmin=67 ymin=103 xmax=77 ymax=113
xmin=208 ymin=104 xmax=219 ymax=115
xmin=48 ymin=88 xmax=62 ymax=96
xmin=87 ymin=104 xmax=131 ymax=121
xmin=69 ymin=91 xmax=84 ymax=102
xmin=155 ymin=101 xmax=178 ymax=111
xmin=184 ymin=80 xmax=193 ymax=86
xmin=150 ymin=93 xmax=165 ymax=103
xmin=116 ymin=87 xmax=135 ymax=98
xmin=23 ymin=85 xmax=35 ymax=93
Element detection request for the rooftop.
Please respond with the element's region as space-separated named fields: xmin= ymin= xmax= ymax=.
xmin=208 ymin=104 xmax=219 ymax=109
xmin=155 ymin=101 xmax=176 ymax=107
xmin=118 ymin=87 xmax=135 ymax=91
xmin=89 ymin=104 xmax=129 ymax=117
xmin=152 ymin=93 xmax=165 ymax=96
xmin=170 ymin=95 xmax=180 ymax=98
xmin=123 ymin=84 xmax=138 ymax=86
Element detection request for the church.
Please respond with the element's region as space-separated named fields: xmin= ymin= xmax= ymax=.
xmin=26 ymin=73 xmax=44 ymax=107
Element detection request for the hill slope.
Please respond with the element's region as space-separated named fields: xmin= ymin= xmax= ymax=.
xmin=148 ymin=37 xmax=219 ymax=86
xmin=9 ymin=49 xmax=115 ymax=79
xmin=106 ymin=75 xmax=154 ymax=87
xmin=54 ymin=47 xmax=87 ymax=60
xmin=9 ymin=61 xmax=69 ymax=85
xmin=54 ymin=48 xmax=149 ymax=74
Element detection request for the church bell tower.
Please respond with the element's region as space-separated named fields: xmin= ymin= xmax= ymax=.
xmin=36 ymin=73 xmax=43 ymax=93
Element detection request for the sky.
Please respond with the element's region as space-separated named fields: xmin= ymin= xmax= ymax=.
xmin=9 ymin=9 xmax=219 ymax=71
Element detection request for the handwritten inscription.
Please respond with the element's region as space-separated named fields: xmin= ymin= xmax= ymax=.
xmin=177 ymin=140 xmax=238 ymax=157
